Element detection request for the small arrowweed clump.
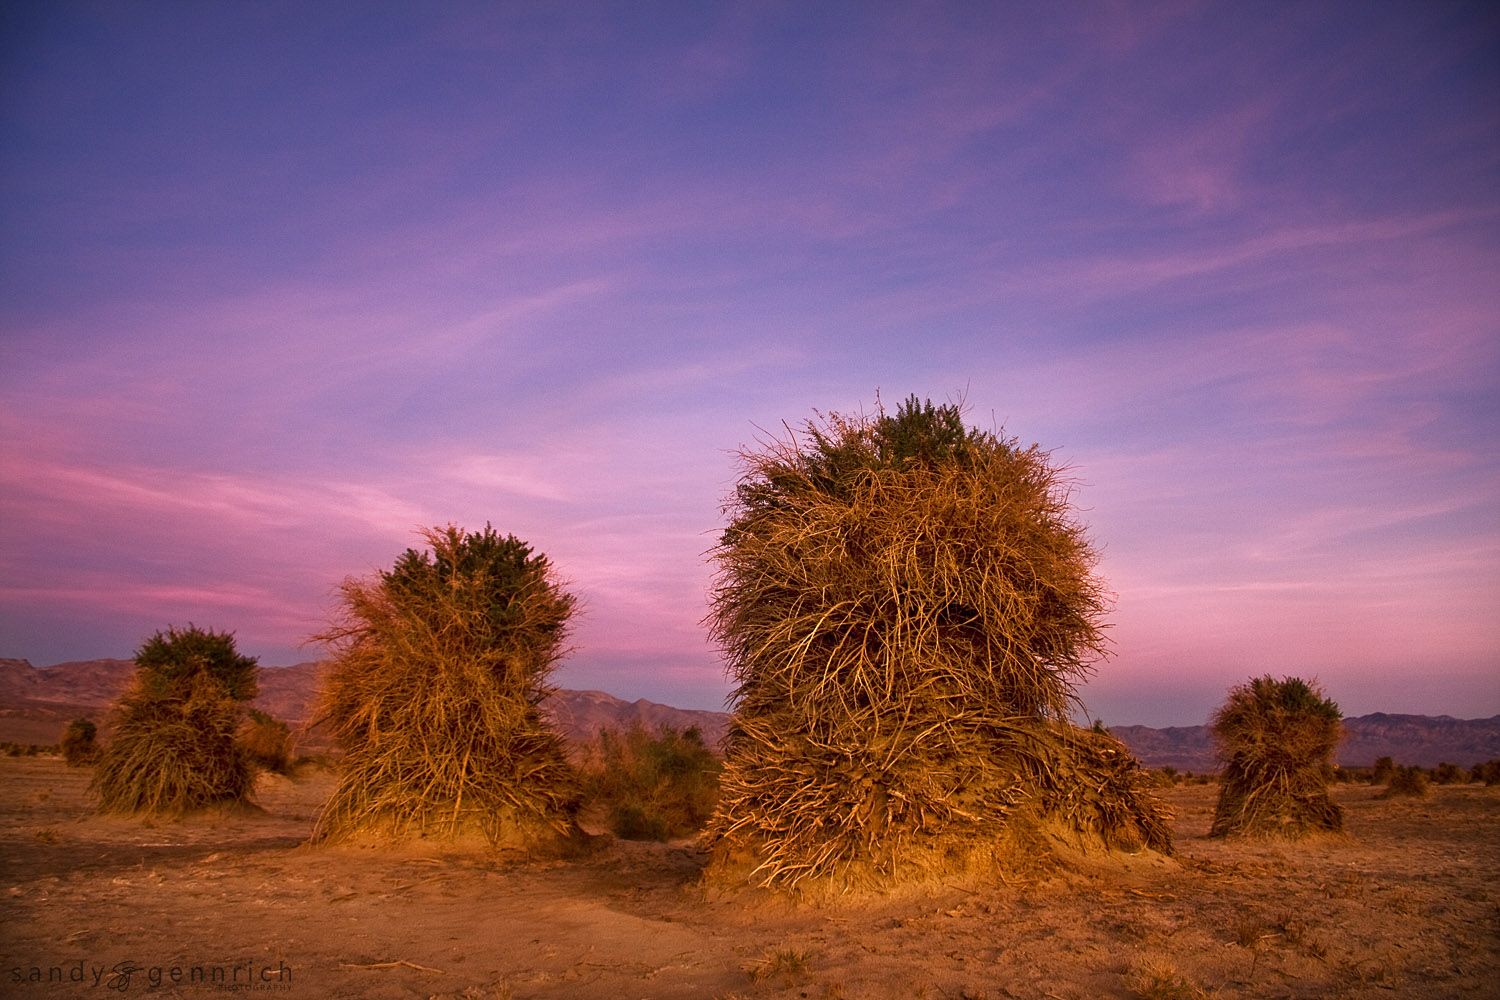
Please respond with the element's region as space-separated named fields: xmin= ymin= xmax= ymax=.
xmin=238 ymin=709 xmax=295 ymax=775
xmin=1381 ymin=765 xmax=1429 ymax=798
xmin=580 ymin=723 xmax=721 ymax=840
xmin=1430 ymin=761 xmax=1465 ymax=785
xmin=313 ymin=524 xmax=581 ymax=847
xmin=1469 ymin=760 xmax=1500 ymax=785
xmin=1209 ymin=675 xmax=1343 ymax=838
xmin=1370 ymin=756 xmax=1395 ymax=785
xmin=60 ymin=718 xmax=101 ymax=766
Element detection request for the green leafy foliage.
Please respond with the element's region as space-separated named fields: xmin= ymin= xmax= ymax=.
xmin=131 ymin=626 xmax=258 ymax=704
xmin=91 ymin=626 xmax=259 ymax=815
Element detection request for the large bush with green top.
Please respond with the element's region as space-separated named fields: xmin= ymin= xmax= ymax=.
xmin=313 ymin=524 xmax=581 ymax=847
xmin=92 ymin=626 xmax=259 ymax=815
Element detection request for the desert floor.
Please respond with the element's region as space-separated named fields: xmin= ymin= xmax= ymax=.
xmin=1 ymin=758 xmax=1496 ymax=1000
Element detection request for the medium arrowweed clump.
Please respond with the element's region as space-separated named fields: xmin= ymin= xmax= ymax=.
xmin=703 ymin=395 xmax=1171 ymax=891
xmin=91 ymin=626 xmax=259 ymax=815
xmin=580 ymin=723 xmax=722 ymax=840
xmin=313 ymin=524 xmax=581 ymax=848
xmin=1209 ymin=676 xmax=1343 ymax=838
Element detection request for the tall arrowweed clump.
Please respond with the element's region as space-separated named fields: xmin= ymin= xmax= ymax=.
xmin=91 ymin=626 xmax=259 ymax=815
xmin=703 ymin=395 xmax=1171 ymax=891
xmin=1209 ymin=676 xmax=1343 ymax=837
xmin=313 ymin=524 xmax=581 ymax=847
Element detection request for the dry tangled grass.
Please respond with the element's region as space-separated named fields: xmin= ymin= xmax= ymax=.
xmin=312 ymin=524 xmax=581 ymax=848
xmin=91 ymin=626 xmax=259 ymax=816
xmin=703 ymin=396 xmax=1171 ymax=891
xmin=1210 ymin=675 xmax=1343 ymax=838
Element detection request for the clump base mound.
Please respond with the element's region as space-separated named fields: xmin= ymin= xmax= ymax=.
xmin=704 ymin=718 xmax=1172 ymax=896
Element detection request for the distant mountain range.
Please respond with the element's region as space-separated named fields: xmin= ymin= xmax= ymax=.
xmin=3 ymin=657 xmax=1497 ymax=769
xmin=0 ymin=657 xmax=730 ymax=751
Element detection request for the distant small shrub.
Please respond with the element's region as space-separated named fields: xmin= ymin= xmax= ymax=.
xmin=1469 ymin=760 xmax=1500 ymax=785
xmin=238 ymin=709 xmax=295 ymax=775
xmin=580 ymin=723 xmax=721 ymax=841
xmin=1382 ymin=765 xmax=1429 ymax=798
xmin=1370 ymin=756 xmax=1395 ymax=785
xmin=1209 ymin=675 xmax=1343 ymax=838
xmin=60 ymin=718 xmax=101 ymax=766
xmin=1431 ymin=761 xmax=1465 ymax=785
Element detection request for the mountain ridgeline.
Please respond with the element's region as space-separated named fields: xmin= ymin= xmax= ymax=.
xmin=2 ymin=657 xmax=1497 ymax=769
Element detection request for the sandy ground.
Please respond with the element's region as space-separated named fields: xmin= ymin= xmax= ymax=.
xmin=1 ymin=758 xmax=1496 ymax=1000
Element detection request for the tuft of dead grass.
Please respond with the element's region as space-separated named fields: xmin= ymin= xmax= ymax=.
xmin=1124 ymin=957 xmax=1212 ymax=1000
xmin=745 ymin=947 xmax=811 ymax=984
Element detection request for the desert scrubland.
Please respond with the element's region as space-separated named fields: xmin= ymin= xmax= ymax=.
xmin=1 ymin=757 xmax=1496 ymax=1000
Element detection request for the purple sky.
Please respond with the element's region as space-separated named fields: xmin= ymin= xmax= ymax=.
xmin=2 ymin=3 xmax=1496 ymax=726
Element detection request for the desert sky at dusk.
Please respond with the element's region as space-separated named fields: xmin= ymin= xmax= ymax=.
xmin=2 ymin=2 xmax=1496 ymax=726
